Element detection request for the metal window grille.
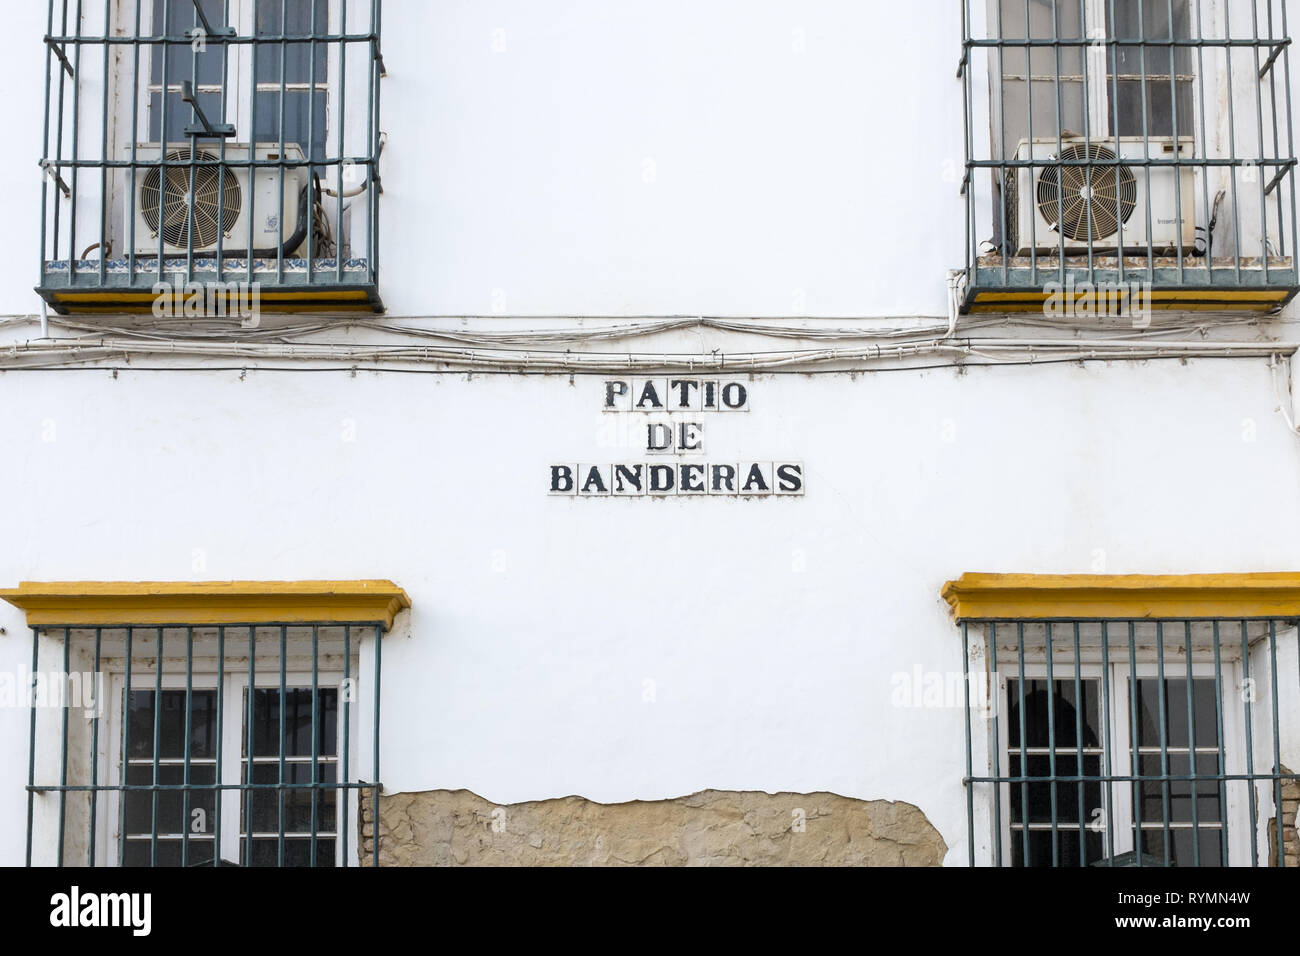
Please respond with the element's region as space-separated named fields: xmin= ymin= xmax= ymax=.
xmin=24 ymin=622 xmax=386 ymax=867
xmin=959 ymin=0 xmax=1300 ymax=313
xmin=38 ymin=0 xmax=385 ymax=315
xmin=961 ymin=619 xmax=1300 ymax=866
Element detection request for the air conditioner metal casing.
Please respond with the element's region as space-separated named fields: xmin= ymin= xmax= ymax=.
xmin=1006 ymin=136 xmax=1195 ymax=255
xmin=129 ymin=142 xmax=309 ymax=256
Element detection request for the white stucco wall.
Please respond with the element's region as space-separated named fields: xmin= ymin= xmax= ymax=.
xmin=0 ymin=358 xmax=1298 ymax=866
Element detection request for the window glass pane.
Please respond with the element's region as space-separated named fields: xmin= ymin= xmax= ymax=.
xmin=124 ymin=763 xmax=217 ymax=836
xmin=999 ymin=79 xmax=1088 ymax=151
xmin=1134 ymin=752 xmax=1223 ymax=823
xmin=1110 ymin=0 xmax=1193 ymax=75
xmin=1007 ymin=678 xmax=1100 ymax=748
xmin=995 ymin=0 xmax=1089 ymax=157
xmin=1008 ymin=754 xmax=1102 ymax=824
xmin=998 ymin=0 xmax=1085 ymax=77
xmin=253 ymin=90 xmax=328 ymax=161
xmin=148 ymin=90 xmax=226 ymax=144
xmin=123 ymin=837 xmax=216 ymax=867
xmin=246 ymin=687 xmax=338 ymax=758
xmin=122 ymin=687 xmax=221 ymax=867
xmin=243 ymin=761 xmax=338 ymax=833
xmin=127 ymin=689 xmax=217 ymax=759
xmin=992 ymin=0 xmax=1196 ymax=156
xmin=150 ymin=0 xmax=227 ymax=86
xmin=243 ymin=837 xmax=336 ymax=867
xmin=240 ymin=686 xmax=339 ymax=867
xmin=1011 ymin=827 xmax=1104 ymax=867
xmin=255 ymin=0 xmax=329 ymax=83
xmin=1138 ymin=826 xmax=1223 ymax=867
xmin=1108 ymin=0 xmax=1193 ymax=136
xmin=1109 ymin=80 xmax=1194 ymax=137
xmin=1135 ymin=678 xmax=1218 ymax=748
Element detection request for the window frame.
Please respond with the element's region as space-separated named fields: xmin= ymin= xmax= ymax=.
xmin=104 ymin=0 xmax=347 ymax=260
xmin=137 ymin=0 xmax=337 ymax=155
xmin=992 ymin=653 xmax=1252 ymax=867
xmin=996 ymin=660 xmax=1108 ymax=866
xmin=990 ymin=0 xmax=1199 ymax=157
xmin=97 ymin=663 xmax=357 ymax=868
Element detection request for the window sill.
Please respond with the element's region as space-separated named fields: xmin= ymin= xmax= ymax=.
xmin=38 ymin=257 xmax=383 ymax=315
xmin=963 ymin=255 xmax=1299 ymax=314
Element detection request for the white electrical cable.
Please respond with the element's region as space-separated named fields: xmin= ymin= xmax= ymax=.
xmin=945 ymin=269 xmax=967 ymax=338
xmin=320 ymin=182 xmax=367 ymax=199
xmin=24 ymin=312 xmax=1279 ymax=349
xmin=0 ymin=335 xmax=1293 ymax=373
xmin=2 ymin=311 xmax=1297 ymax=376
xmin=6 ymin=309 xmax=1299 ymax=436
xmin=1269 ymin=353 xmax=1300 ymax=436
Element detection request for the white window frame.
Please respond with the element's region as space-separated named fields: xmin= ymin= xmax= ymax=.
xmin=995 ymin=660 xmax=1108 ymax=866
xmin=96 ymin=664 xmax=357 ymax=868
xmin=102 ymin=0 xmax=344 ymax=251
xmin=138 ymin=0 xmax=337 ymax=153
xmin=991 ymin=650 xmax=1252 ymax=866
xmin=993 ymin=0 xmax=1198 ymax=147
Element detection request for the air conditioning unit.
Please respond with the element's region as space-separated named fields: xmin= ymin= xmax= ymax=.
xmin=1005 ymin=136 xmax=1195 ymax=255
xmin=129 ymin=142 xmax=310 ymax=257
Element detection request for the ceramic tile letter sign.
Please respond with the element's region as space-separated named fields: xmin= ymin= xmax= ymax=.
xmin=555 ymin=381 xmax=802 ymax=497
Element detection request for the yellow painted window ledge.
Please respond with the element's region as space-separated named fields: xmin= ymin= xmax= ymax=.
xmin=0 ymin=581 xmax=410 ymax=630
xmin=941 ymin=572 xmax=1300 ymax=621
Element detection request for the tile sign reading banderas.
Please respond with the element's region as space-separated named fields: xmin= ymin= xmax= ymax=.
xmin=549 ymin=379 xmax=804 ymax=497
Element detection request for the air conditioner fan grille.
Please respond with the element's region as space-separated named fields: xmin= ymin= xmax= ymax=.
xmin=1036 ymin=143 xmax=1137 ymax=242
xmin=140 ymin=148 xmax=242 ymax=249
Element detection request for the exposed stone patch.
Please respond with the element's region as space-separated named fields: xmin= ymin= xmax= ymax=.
xmin=1268 ymin=765 xmax=1299 ymax=868
xmin=359 ymin=788 xmax=946 ymax=866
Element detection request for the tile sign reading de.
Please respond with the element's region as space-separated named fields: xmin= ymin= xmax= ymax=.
xmin=549 ymin=379 xmax=804 ymax=497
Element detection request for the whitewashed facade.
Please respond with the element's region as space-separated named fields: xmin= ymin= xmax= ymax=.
xmin=0 ymin=0 xmax=1297 ymax=868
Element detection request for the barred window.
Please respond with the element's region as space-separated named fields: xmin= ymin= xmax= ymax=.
xmin=2 ymin=580 xmax=408 ymax=868
xmin=1002 ymin=658 xmax=1230 ymax=866
xmin=960 ymin=0 xmax=1300 ymax=314
xmin=964 ymin=619 xmax=1297 ymax=867
xmin=34 ymin=625 xmax=371 ymax=868
xmin=38 ymin=0 xmax=384 ymax=314
xmin=116 ymin=672 xmax=342 ymax=867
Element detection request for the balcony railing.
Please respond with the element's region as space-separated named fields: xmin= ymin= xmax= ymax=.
xmin=959 ymin=0 xmax=1299 ymax=316
xmin=38 ymin=0 xmax=385 ymax=316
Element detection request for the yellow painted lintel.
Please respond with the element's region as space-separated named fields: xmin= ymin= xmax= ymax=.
xmin=940 ymin=572 xmax=1300 ymax=621
xmin=0 ymin=580 xmax=410 ymax=630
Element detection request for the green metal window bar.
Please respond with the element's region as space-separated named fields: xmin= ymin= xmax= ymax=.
xmin=959 ymin=0 xmax=1300 ymax=313
xmin=961 ymin=618 xmax=1300 ymax=866
xmin=38 ymin=0 xmax=385 ymax=315
xmin=24 ymin=621 xmax=385 ymax=867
